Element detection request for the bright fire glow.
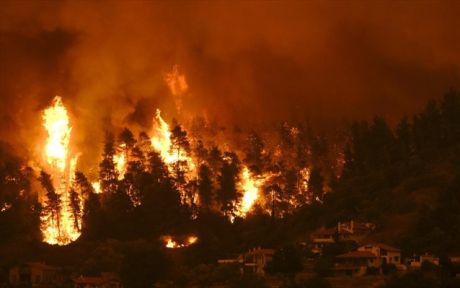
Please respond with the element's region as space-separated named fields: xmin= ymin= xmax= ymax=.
xmin=239 ymin=167 xmax=261 ymax=214
xmin=163 ymin=235 xmax=198 ymax=249
xmin=150 ymin=109 xmax=196 ymax=203
xmin=92 ymin=181 xmax=101 ymax=194
xmin=235 ymin=166 xmax=278 ymax=217
xmin=150 ymin=109 xmax=174 ymax=164
xmin=114 ymin=151 xmax=126 ymax=180
xmin=43 ymin=97 xmax=71 ymax=171
xmin=41 ymin=96 xmax=81 ymax=245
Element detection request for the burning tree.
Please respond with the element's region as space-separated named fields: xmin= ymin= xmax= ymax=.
xmin=40 ymin=96 xmax=81 ymax=245
xmin=39 ymin=171 xmax=61 ymax=239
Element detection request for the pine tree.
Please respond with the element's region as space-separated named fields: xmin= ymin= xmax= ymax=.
xmin=170 ymin=123 xmax=191 ymax=203
xmin=38 ymin=171 xmax=61 ymax=236
xmin=308 ymin=167 xmax=324 ymax=202
xmin=245 ymin=132 xmax=266 ymax=175
xmin=217 ymin=152 xmax=241 ymax=216
xmin=68 ymin=188 xmax=81 ymax=231
xmin=99 ymin=133 xmax=118 ymax=195
xmin=197 ymin=164 xmax=213 ymax=213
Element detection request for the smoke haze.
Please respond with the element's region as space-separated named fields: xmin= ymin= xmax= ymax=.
xmin=1 ymin=1 xmax=460 ymax=167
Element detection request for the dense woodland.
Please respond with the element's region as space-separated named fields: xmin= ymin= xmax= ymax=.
xmin=2 ymin=89 xmax=460 ymax=287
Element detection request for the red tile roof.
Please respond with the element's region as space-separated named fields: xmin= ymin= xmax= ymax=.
xmin=336 ymin=251 xmax=377 ymax=258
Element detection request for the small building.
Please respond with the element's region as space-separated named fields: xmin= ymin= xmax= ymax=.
xmin=73 ymin=272 xmax=122 ymax=288
xmin=241 ymin=247 xmax=275 ymax=276
xmin=358 ymin=243 xmax=401 ymax=267
xmin=9 ymin=262 xmax=63 ymax=287
xmin=310 ymin=227 xmax=337 ymax=254
xmin=334 ymin=251 xmax=378 ymax=276
xmin=406 ymin=253 xmax=440 ymax=269
xmin=337 ymin=220 xmax=375 ymax=242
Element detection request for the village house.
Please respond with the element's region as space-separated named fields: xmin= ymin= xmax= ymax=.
xmin=337 ymin=220 xmax=376 ymax=242
xmin=334 ymin=251 xmax=378 ymax=276
xmin=334 ymin=243 xmax=403 ymax=276
xmin=73 ymin=272 xmax=122 ymax=288
xmin=241 ymin=247 xmax=275 ymax=276
xmin=406 ymin=253 xmax=440 ymax=269
xmin=310 ymin=227 xmax=337 ymax=254
xmin=9 ymin=262 xmax=63 ymax=287
xmin=358 ymin=243 xmax=402 ymax=267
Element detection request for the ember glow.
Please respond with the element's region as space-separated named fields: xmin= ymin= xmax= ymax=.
xmin=114 ymin=149 xmax=127 ymax=180
xmin=163 ymin=235 xmax=198 ymax=249
xmin=238 ymin=167 xmax=262 ymax=215
xmin=41 ymin=96 xmax=82 ymax=245
xmin=92 ymin=181 xmax=101 ymax=194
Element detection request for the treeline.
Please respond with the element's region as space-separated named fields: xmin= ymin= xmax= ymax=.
xmin=323 ymin=88 xmax=460 ymax=254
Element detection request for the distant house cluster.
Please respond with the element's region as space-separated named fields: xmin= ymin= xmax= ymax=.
xmin=309 ymin=219 xmax=458 ymax=277
xmin=218 ymin=247 xmax=275 ymax=277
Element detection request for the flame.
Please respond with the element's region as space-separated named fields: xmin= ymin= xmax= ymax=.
xmin=239 ymin=167 xmax=261 ymax=214
xmin=150 ymin=109 xmax=196 ymax=203
xmin=163 ymin=235 xmax=198 ymax=249
xmin=113 ymin=152 xmax=126 ymax=180
xmin=187 ymin=235 xmax=198 ymax=245
xmin=92 ymin=181 xmax=101 ymax=194
xmin=150 ymin=109 xmax=174 ymax=164
xmin=43 ymin=97 xmax=71 ymax=171
xmin=299 ymin=167 xmax=310 ymax=193
xmin=40 ymin=96 xmax=81 ymax=245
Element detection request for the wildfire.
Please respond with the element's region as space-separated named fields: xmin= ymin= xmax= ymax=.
xmin=150 ymin=109 xmax=174 ymax=164
xmin=92 ymin=181 xmax=101 ymax=194
xmin=41 ymin=96 xmax=81 ymax=245
xmin=239 ymin=167 xmax=261 ymax=214
xmin=150 ymin=109 xmax=196 ymax=204
xmin=42 ymin=97 xmax=71 ymax=171
xmin=113 ymin=151 xmax=127 ymax=180
xmin=163 ymin=235 xmax=198 ymax=249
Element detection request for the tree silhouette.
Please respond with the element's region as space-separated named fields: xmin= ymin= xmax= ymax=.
xmin=68 ymin=188 xmax=81 ymax=231
xmin=38 ymin=171 xmax=61 ymax=237
xmin=217 ymin=152 xmax=241 ymax=216
xmin=197 ymin=163 xmax=213 ymax=213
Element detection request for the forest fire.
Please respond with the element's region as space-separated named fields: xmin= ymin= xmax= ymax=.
xmin=238 ymin=167 xmax=263 ymax=215
xmin=40 ymin=97 xmax=82 ymax=245
xmin=150 ymin=109 xmax=196 ymax=204
xmin=114 ymin=148 xmax=127 ymax=180
xmin=163 ymin=235 xmax=198 ymax=249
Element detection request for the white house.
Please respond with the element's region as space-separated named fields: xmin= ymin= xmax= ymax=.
xmin=358 ymin=243 xmax=401 ymax=267
xmin=241 ymin=247 xmax=275 ymax=276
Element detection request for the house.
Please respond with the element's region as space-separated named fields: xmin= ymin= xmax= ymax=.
xmin=358 ymin=243 xmax=401 ymax=267
xmin=406 ymin=253 xmax=440 ymax=269
xmin=310 ymin=227 xmax=337 ymax=254
xmin=334 ymin=251 xmax=378 ymax=276
xmin=337 ymin=220 xmax=375 ymax=241
xmin=9 ymin=262 xmax=63 ymax=287
xmin=241 ymin=247 xmax=275 ymax=276
xmin=73 ymin=272 xmax=122 ymax=288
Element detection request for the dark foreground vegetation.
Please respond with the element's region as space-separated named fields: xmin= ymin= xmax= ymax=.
xmin=2 ymin=89 xmax=460 ymax=287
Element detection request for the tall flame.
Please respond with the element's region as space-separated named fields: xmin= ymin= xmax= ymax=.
xmin=150 ymin=109 xmax=196 ymax=204
xmin=239 ymin=167 xmax=261 ymax=214
xmin=41 ymin=96 xmax=81 ymax=245
xmin=151 ymin=109 xmax=174 ymax=164
xmin=43 ymin=97 xmax=71 ymax=171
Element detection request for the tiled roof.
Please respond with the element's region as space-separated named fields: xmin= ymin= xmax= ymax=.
xmin=336 ymin=251 xmax=377 ymax=258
